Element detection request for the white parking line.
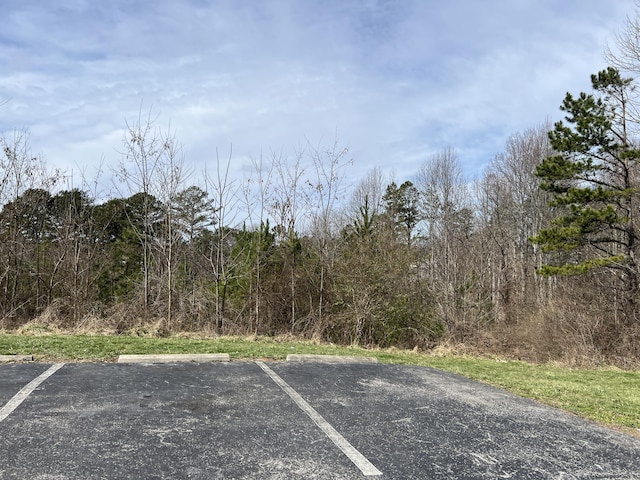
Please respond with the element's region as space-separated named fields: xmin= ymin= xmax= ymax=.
xmin=256 ymin=361 xmax=382 ymax=477
xmin=0 ymin=363 xmax=65 ymax=423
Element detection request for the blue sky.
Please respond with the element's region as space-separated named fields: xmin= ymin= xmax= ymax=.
xmin=0 ymin=0 xmax=636 ymax=193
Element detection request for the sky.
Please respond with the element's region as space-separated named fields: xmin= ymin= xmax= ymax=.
xmin=0 ymin=0 xmax=637 ymax=197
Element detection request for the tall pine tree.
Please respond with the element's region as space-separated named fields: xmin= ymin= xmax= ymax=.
xmin=532 ymin=67 xmax=640 ymax=320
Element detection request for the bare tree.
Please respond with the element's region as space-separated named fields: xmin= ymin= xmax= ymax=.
xmin=417 ymin=147 xmax=468 ymax=241
xmin=115 ymin=108 xmax=186 ymax=324
xmin=343 ymin=167 xmax=388 ymax=237
xmin=604 ymin=4 xmax=640 ymax=128
xmin=477 ymin=122 xmax=554 ymax=320
xmin=415 ymin=147 xmax=474 ymax=332
xmin=268 ymin=148 xmax=306 ymax=331
xmin=606 ymin=3 xmax=640 ymax=73
xmin=306 ymin=137 xmax=351 ymax=326
xmin=0 ymin=130 xmax=60 ymax=321
xmin=153 ymin=129 xmax=189 ymax=329
xmin=242 ymin=152 xmax=275 ymax=333
xmin=346 ymin=167 xmax=386 ymax=219
xmin=205 ymin=145 xmax=242 ymax=333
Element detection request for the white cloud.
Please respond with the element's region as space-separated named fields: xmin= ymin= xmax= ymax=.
xmin=0 ymin=0 xmax=637 ymax=192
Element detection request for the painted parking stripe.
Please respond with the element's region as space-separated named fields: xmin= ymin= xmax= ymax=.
xmin=0 ymin=363 xmax=65 ymax=423
xmin=257 ymin=361 xmax=382 ymax=477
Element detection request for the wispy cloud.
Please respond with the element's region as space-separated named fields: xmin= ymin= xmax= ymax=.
xmin=0 ymin=0 xmax=636 ymax=190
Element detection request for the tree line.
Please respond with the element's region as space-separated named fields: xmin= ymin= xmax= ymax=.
xmin=4 ymin=49 xmax=640 ymax=365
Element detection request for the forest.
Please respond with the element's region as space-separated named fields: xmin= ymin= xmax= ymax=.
xmin=3 ymin=63 xmax=640 ymax=367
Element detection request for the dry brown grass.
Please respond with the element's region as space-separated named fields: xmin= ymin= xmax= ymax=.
xmin=4 ymin=292 xmax=640 ymax=370
xmin=451 ymin=299 xmax=640 ymax=370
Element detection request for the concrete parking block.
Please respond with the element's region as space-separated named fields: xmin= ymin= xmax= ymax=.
xmin=0 ymin=355 xmax=34 ymax=363
xmin=117 ymin=353 xmax=230 ymax=363
xmin=286 ymin=354 xmax=378 ymax=364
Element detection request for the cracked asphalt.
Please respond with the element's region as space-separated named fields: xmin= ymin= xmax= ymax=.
xmin=0 ymin=361 xmax=639 ymax=479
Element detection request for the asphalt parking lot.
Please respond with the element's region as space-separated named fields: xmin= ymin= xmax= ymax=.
xmin=0 ymin=360 xmax=639 ymax=479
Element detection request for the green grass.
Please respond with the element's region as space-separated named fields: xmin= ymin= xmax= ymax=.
xmin=0 ymin=334 xmax=379 ymax=362
xmin=1 ymin=333 xmax=638 ymax=434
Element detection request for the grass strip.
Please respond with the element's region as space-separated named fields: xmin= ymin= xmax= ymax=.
xmin=0 ymin=333 xmax=638 ymax=433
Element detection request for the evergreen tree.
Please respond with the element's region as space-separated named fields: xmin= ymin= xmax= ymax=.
xmin=382 ymin=181 xmax=421 ymax=245
xmin=532 ymin=68 xmax=640 ymax=319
